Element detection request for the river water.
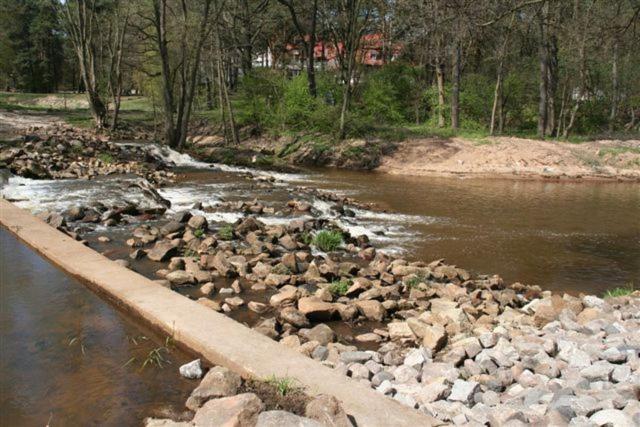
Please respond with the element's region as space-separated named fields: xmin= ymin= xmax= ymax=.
xmin=0 ymin=228 xmax=194 ymax=426
xmin=2 ymin=145 xmax=638 ymax=296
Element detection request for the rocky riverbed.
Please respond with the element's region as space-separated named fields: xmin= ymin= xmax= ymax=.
xmin=3 ymin=130 xmax=639 ymax=426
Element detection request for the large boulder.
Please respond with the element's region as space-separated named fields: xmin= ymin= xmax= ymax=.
xmin=305 ymin=395 xmax=352 ymax=427
xmin=186 ymin=366 xmax=242 ymax=410
xmin=355 ymin=300 xmax=386 ymax=322
xmin=298 ymin=297 xmax=336 ymax=321
xmin=147 ymin=240 xmax=179 ymax=262
xmin=256 ymin=411 xmax=322 ymax=427
xmin=192 ymin=393 xmax=264 ymax=427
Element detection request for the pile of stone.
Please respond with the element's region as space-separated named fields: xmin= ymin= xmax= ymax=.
xmin=0 ymin=125 xmax=174 ymax=185
xmin=146 ymin=359 xmax=352 ymax=427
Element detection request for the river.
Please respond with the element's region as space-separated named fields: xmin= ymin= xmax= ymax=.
xmin=2 ymin=144 xmax=638 ymax=296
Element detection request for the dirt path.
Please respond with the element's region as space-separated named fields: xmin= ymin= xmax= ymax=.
xmin=378 ymin=136 xmax=640 ymax=181
xmin=0 ymin=111 xmax=63 ymax=140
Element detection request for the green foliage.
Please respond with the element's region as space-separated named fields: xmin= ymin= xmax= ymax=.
xmin=329 ymin=279 xmax=351 ymax=296
xmin=603 ymin=283 xmax=635 ymax=298
xmin=265 ymin=375 xmax=299 ymax=396
xmin=97 ymin=153 xmax=115 ymax=164
xmin=405 ymin=274 xmax=428 ymax=288
xmin=299 ymin=231 xmax=313 ymax=245
xmin=193 ymin=228 xmax=205 ymax=238
xmin=312 ymin=230 xmax=343 ymax=252
xmin=218 ymin=225 xmax=234 ymax=240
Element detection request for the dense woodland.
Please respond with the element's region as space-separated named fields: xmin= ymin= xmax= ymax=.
xmin=1 ymin=0 xmax=639 ymax=146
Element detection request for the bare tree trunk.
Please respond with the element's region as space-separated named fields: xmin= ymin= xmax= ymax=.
xmin=435 ymin=59 xmax=446 ymax=128
xmin=451 ymin=43 xmax=461 ymax=130
xmin=490 ymin=65 xmax=503 ymax=136
xmin=546 ymin=34 xmax=558 ymax=136
xmin=306 ymin=0 xmax=318 ymax=97
xmin=609 ymin=40 xmax=618 ymax=132
xmin=537 ymin=1 xmax=549 ymax=138
xmin=215 ymin=30 xmax=239 ymax=145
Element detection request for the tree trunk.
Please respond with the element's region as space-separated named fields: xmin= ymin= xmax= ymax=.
xmin=306 ymin=0 xmax=318 ymax=97
xmin=609 ymin=40 xmax=618 ymax=132
xmin=435 ymin=60 xmax=446 ymax=128
xmin=490 ymin=67 xmax=503 ymax=136
xmin=451 ymin=43 xmax=461 ymax=130
xmin=537 ymin=1 xmax=549 ymax=138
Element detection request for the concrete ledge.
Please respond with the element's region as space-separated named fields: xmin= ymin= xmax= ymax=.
xmin=0 ymin=199 xmax=438 ymax=426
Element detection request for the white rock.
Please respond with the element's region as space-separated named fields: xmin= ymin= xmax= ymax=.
xmin=179 ymin=359 xmax=203 ymax=379
xmin=589 ymin=409 xmax=634 ymax=427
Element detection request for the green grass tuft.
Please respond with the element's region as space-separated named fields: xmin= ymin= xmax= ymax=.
xmin=194 ymin=228 xmax=205 ymax=238
xmin=312 ymin=230 xmax=343 ymax=252
xmin=97 ymin=153 xmax=115 ymax=164
xmin=603 ymin=282 xmax=635 ymax=298
xmin=265 ymin=375 xmax=299 ymax=396
xmin=328 ymin=279 xmax=351 ymax=296
xmin=218 ymin=225 xmax=234 ymax=240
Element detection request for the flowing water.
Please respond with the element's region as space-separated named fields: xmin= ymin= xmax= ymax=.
xmin=0 ymin=228 xmax=194 ymax=426
xmin=2 ymin=144 xmax=638 ymax=296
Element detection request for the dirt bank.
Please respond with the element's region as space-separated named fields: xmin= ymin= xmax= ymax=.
xmin=378 ymin=136 xmax=640 ymax=181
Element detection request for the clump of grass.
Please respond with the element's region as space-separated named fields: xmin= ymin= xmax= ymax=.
xmin=312 ymin=230 xmax=343 ymax=252
xmin=405 ymin=274 xmax=428 ymax=289
xmin=194 ymin=228 xmax=205 ymax=238
xmin=141 ymin=347 xmax=170 ymax=369
xmin=329 ymin=279 xmax=351 ymax=296
xmin=299 ymin=231 xmax=313 ymax=245
xmin=603 ymin=282 xmax=635 ymax=298
xmin=271 ymin=264 xmax=290 ymax=275
xmin=266 ymin=375 xmax=299 ymax=396
xmin=218 ymin=225 xmax=234 ymax=240
xmin=97 ymin=153 xmax=115 ymax=164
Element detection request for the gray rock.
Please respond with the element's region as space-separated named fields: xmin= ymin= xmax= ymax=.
xmin=340 ymin=351 xmax=372 ymax=364
xmin=581 ymin=363 xmax=614 ymax=381
xmin=404 ymin=348 xmax=427 ymax=369
xmin=311 ymin=346 xmax=329 ymax=361
xmin=416 ymin=380 xmax=450 ymax=404
xmin=349 ymin=363 xmax=371 ymax=380
xmin=448 ymin=380 xmax=480 ymax=404
xmin=166 ymin=270 xmax=194 ymax=286
xmin=421 ymin=362 xmax=459 ymax=384
xmin=302 ymin=323 xmax=336 ymax=346
xmin=393 ymin=365 xmax=420 ymax=383
xmin=371 ymin=371 xmax=394 ymax=387
xmin=256 ymin=411 xmax=322 ymax=427
xmin=376 ymin=379 xmax=395 ymax=395
xmin=147 ymin=240 xmax=179 ymax=262
xmin=179 ymin=359 xmax=203 ymax=379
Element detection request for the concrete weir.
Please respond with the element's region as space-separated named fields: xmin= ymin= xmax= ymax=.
xmin=0 ymin=199 xmax=438 ymax=426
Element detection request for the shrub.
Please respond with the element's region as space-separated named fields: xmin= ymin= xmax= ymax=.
xmin=329 ymin=279 xmax=351 ymax=296
xmin=312 ymin=230 xmax=343 ymax=252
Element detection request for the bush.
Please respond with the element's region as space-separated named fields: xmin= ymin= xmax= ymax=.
xmin=312 ymin=230 xmax=343 ymax=252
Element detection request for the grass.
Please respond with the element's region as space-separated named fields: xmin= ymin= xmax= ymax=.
xmin=141 ymin=347 xmax=170 ymax=369
xmin=312 ymin=230 xmax=343 ymax=252
xmin=405 ymin=274 xmax=428 ymax=288
xmin=603 ymin=282 xmax=635 ymax=298
xmin=265 ymin=375 xmax=299 ymax=396
xmin=598 ymin=146 xmax=640 ymax=158
xmin=97 ymin=153 xmax=115 ymax=164
xmin=299 ymin=231 xmax=313 ymax=245
xmin=194 ymin=228 xmax=205 ymax=238
xmin=218 ymin=225 xmax=235 ymax=240
xmin=328 ymin=279 xmax=351 ymax=296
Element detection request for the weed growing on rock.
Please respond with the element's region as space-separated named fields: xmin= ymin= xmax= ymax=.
xmin=97 ymin=153 xmax=114 ymax=164
xmin=405 ymin=274 xmax=428 ymax=288
xmin=329 ymin=279 xmax=351 ymax=296
xmin=218 ymin=225 xmax=234 ymax=240
xmin=194 ymin=228 xmax=205 ymax=238
xmin=265 ymin=375 xmax=299 ymax=396
xmin=312 ymin=230 xmax=343 ymax=252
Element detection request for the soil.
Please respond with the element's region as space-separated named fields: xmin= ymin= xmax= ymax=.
xmin=0 ymin=111 xmax=64 ymax=140
xmin=378 ymin=136 xmax=640 ymax=181
xmin=239 ymin=378 xmax=310 ymax=415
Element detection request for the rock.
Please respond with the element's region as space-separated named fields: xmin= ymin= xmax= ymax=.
xmin=248 ymin=301 xmax=268 ymax=314
xmin=224 ymin=297 xmax=245 ymax=309
xmin=209 ymin=252 xmax=235 ymax=277
xmin=349 ymin=363 xmax=371 ymax=380
xmin=417 ymin=380 xmax=450 ymax=404
xmin=270 ymin=286 xmax=299 ymax=308
xmin=430 ymin=299 xmax=466 ymax=325
xmin=187 ymin=215 xmax=208 ymax=230
xmin=589 ymin=409 xmax=634 ymax=427
xmin=186 ymin=366 xmax=242 ymax=410
xmin=279 ymin=307 xmax=310 ymax=328
xmin=179 ymin=359 xmax=203 ymax=379
xmin=580 ymin=363 xmax=613 ymax=381
xmin=166 ymin=270 xmax=194 ymax=286
xmin=161 ymin=221 xmax=185 ymax=235
xmin=421 ymin=362 xmax=459 ymax=384
xmin=340 ymin=351 xmax=372 ymax=364
xmin=192 ymin=393 xmax=264 ymax=427
xmin=448 ymin=380 xmax=480 ymax=404
xmin=305 ymin=394 xmax=352 ymax=427
xmin=144 ymin=419 xmax=192 ymax=427
xmin=198 ymin=298 xmax=222 ymax=311
xmin=388 ymin=322 xmax=414 ymax=340
xmin=200 ymin=282 xmax=215 ymax=295
xmin=256 ymin=411 xmax=323 ymax=427
xmin=355 ymin=333 xmax=382 ymax=343
xmin=302 ymin=324 xmax=336 ymax=346
xmin=298 ymin=297 xmax=336 ymax=321
xmin=583 ymin=295 xmax=607 ymax=309
xmin=148 ymin=240 xmax=179 ymax=262
xmin=254 ymin=318 xmax=279 ymax=339
xmin=421 ymin=324 xmax=448 ymax=354
xmin=355 ymin=300 xmax=386 ymax=322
